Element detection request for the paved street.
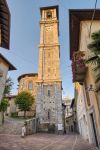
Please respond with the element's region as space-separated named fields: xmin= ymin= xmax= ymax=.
xmin=0 ymin=116 xmax=24 ymax=135
xmin=0 ymin=133 xmax=98 ymax=150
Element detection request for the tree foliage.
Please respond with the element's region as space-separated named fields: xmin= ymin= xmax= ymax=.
xmin=15 ymin=91 xmax=34 ymax=118
xmin=86 ymin=30 xmax=100 ymax=91
xmin=0 ymin=77 xmax=13 ymax=124
xmin=3 ymin=77 xmax=13 ymax=96
xmin=0 ymin=99 xmax=9 ymax=124
xmin=0 ymin=99 xmax=9 ymax=112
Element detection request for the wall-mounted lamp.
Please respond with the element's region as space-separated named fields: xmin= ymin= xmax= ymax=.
xmin=86 ymin=84 xmax=96 ymax=92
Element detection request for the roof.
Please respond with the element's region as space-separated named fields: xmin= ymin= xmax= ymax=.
xmin=0 ymin=53 xmax=16 ymax=70
xmin=0 ymin=0 xmax=11 ymax=49
xmin=69 ymin=9 xmax=100 ymax=59
xmin=18 ymin=73 xmax=38 ymax=82
xmin=40 ymin=5 xmax=59 ymax=20
xmin=5 ymin=95 xmax=16 ymax=100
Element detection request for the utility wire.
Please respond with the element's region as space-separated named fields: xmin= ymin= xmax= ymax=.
xmin=10 ymin=51 xmax=34 ymax=65
xmin=89 ymin=0 xmax=98 ymax=37
xmin=57 ymin=0 xmax=98 ymax=38
xmin=0 ymin=50 xmax=36 ymax=69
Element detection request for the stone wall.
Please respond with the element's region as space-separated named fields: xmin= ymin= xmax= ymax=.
xmin=36 ymin=82 xmax=63 ymax=133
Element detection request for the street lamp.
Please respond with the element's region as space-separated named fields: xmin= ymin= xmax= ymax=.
xmin=86 ymin=84 xmax=100 ymax=116
xmin=86 ymin=84 xmax=96 ymax=92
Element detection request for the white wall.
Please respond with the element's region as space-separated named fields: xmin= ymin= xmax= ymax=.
xmin=77 ymin=86 xmax=90 ymax=141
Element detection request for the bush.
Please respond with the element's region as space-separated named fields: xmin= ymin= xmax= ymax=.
xmin=11 ymin=112 xmax=18 ymax=118
xmin=48 ymin=124 xmax=55 ymax=133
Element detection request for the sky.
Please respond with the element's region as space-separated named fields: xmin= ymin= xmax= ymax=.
xmin=0 ymin=0 xmax=100 ymax=98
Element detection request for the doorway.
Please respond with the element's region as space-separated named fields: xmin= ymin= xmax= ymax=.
xmin=90 ymin=113 xmax=98 ymax=147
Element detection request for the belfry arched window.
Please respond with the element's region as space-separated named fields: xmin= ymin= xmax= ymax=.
xmin=46 ymin=11 xmax=52 ymax=19
xmin=28 ymin=81 xmax=33 ymax=90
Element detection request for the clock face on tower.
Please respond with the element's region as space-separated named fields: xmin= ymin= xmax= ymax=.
xmin=45 ymin=26 xmax=53 ymax=43
xmin=45 ymin=26 xmax=52 ymax=31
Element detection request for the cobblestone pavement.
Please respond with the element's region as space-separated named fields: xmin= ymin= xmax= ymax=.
xmin=0 ymin=116 xmax=24 ymax=135
xmin=0 ymin=133 xmax=98 ymax=150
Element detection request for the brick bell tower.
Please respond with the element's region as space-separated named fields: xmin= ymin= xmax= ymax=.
xmin=36 ymin=6 xmax=63 ymax=133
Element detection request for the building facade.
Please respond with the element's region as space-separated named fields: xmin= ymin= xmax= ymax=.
xmin=36 ymin=6 xmax=63 ymax=133
xmin=6 ymin=95 xmax=16 ymax=116
xmin=0 ymin=54 xmax=16 ymax=124
xmin=17 ymin=73 xmax=38 ymax=116
xmin=75 ymin=83 xmax=89 ymax=141
xmin=62 ymin=97 xmax=73 ymax=133
xmin=0 ymin=54 xmax=16 ymax=101
xmin=0 ymin=0 xmax=16 ymax=124
xmin=0 ymin=0 xmax=11 ymax=102
xmin=62 ymin=97 xmax=72 ymax=118
xmin=69 ymin=10 xmax=100 ymax=148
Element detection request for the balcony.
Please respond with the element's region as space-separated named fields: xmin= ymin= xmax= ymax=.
xmin=72 ymin=51 xmax=87 ymax=84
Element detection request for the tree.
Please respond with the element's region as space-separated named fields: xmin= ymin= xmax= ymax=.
xmin=0 ymin=99 xmax=9 ymax=124
xmin=15 ymin=91 xmax=34 ymax=118
xmin=0 ymin=77 xmax=13 ymax=124
xmin=3 ymin=77 xmax=13 ymax=96
xmin=86 ymin=30 xmax=100 ymax=91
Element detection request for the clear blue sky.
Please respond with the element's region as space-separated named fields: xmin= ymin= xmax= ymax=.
xmin=0 ymin=0 xmax=100 ymax=98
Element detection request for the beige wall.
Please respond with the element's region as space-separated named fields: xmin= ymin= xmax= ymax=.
xmin=79 ymin=20 xmax=100 ymax=125
xmin=79 ymin=20 xmax=100 ymax=52
xmin=7 ymin=97 xmax=16 ymax=115
xmin=0 ymin=59 xmax=9 ymax=101
xmin=18 ymin=75 xmax=38 ymax=112
xmin=18 ymin=75 xmax=38 ymax=96
xmin=78 ymin=20 xmax=100 ymax=146
xmin=0 ymin=59 xmax=9 ymax=125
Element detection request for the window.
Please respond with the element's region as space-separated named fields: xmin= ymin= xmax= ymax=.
xmin=46 ymin=11 xmax=52 ymax=19
xmin=48 ymin=90 xmax=50 ymax=97
xmin=48 ymin=109 xmax=50 ymax=119
xmin=0 ymin=69 xmax=3 ymax=78
xmin=28 ymin=81 xmax=33 ymax=90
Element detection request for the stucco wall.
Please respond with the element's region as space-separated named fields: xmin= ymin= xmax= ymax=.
xmin=78 ymin=20 xmax=100 ymax=146
xmin=0 ymin=61 xmax=9 ymax=101
xmin=18 ymin=75 xmax=38 ymax=112
xmin=77 ymin=85 xmax=90 ymax=141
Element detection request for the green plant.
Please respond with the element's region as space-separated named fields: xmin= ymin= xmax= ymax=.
xmin=4 ymin=77 xmax=13 ymax=96
xmin=15 ymin=91 xmax=34 ymax=118
xmin=11 ymin=112 xmax=18 ymax=118
xmin=86 ymin=30 xmax=100 ymax=91
xmin=48 ymin=124 xmax=55 ymax=133
xmin=0 ymin=99 xmax=9 ymax=124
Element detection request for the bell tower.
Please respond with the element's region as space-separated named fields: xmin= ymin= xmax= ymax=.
xmin=38 ymin=6 xmax=60 ymax=82
xmin=36 ymin=6 xmax=63 ymax=133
